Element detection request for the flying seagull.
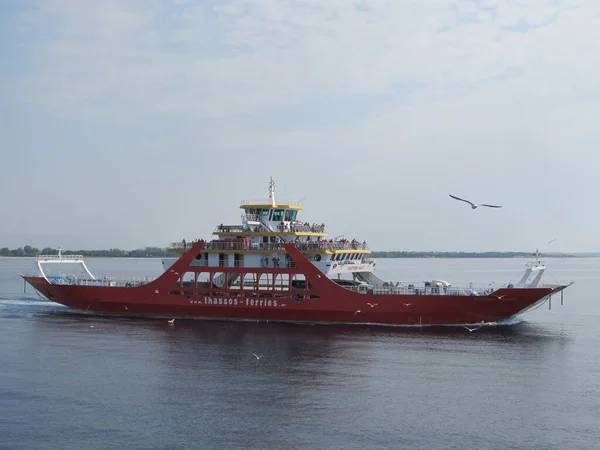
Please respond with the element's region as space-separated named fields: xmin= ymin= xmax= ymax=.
xmin=463 ymin=321 xmax=485 ymax=332
xmin=252 ymin=353 xmax=263 ymax=360
xmin=449 ymin=194 xmax=502 ymax=209
xmin=366 ymin=303 xmax=378 ymax=308
xmin=168 ymin=319 xmax=175 ymax=324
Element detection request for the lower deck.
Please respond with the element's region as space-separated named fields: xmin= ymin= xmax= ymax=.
xmin=41 ymin=270 xmax=531 ymax=298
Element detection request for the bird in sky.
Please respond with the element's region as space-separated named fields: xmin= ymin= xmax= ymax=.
xmin=253 ymin=353 xmax=263 ymax=360
xmin=449 ymin=194 xmax=503 ymax=209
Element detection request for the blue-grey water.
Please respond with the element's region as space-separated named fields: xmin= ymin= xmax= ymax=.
xmin=1 ymin=256 xmax=599 ymax=449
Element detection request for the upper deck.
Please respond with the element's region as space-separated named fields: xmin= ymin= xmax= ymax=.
xmin=168 ymin=239 xmax=369 ymax=254
xmin=172 ymin=177 xmax=369 ymax=255
xmin=240 ymin=200 xmax=303 ymax=210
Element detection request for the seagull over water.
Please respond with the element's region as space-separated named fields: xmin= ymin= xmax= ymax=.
xmin=366 ymin=303 xmax=378 ymax=308
xmin=463 ymin=321 xmax=485 ymax=332
xmin=253 ymin=353 xmax=263 ymax=360
xmin=168 ymin=319 xmax=175 ymax=324
xmin=449 ymin=194 xmax=503 ymax=209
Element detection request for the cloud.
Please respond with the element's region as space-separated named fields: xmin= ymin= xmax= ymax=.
xmin=12 ymin=0 xmax=596 ymax=122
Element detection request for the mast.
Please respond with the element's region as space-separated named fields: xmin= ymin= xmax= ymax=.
xmin=269 ymin=176 xmax=276 ymax=207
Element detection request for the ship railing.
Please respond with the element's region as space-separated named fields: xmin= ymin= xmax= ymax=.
xmin=242 ymin=214 xmax=261 ymax=222
xmin=199 ymin=241 xmax=369 ymax=252
xmin=343 ymin=282 xmax=496 ymax=296
xmin=49 ymin=275 xmax=157 ymax=287
xmin=286 ymin=224 xmax=326 ymax=233
xmin=335 ymin=259 xmax=373 ymax=266
xmin=170 ymin=242 xmax=194 ymax=250
xmin=323 ymin=242 xmax=369 ymax=250
xmin=214 ymin=225 xmax=246 ymax=233
xmin=229 ymin=219 xmax=328 ymax=234
xmin=241 ymin=199 xmax=301 ymax=206
xmin=38 ymin=254 xmax=85 ymax=261
xmin=294 ymin=242 xmax=368 ymax=251
xmin=170 ymin=240 xmax=369 ymax=252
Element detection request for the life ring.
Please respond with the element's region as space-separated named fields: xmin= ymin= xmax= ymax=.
xmin=314 ymin=254 xmax=321 ymax=261
xmin=332 ymin=263 xmax=338 ymax=269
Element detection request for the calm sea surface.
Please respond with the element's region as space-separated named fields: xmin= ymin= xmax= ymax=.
xmin=1 ymin=256 xmax=599 ymax=450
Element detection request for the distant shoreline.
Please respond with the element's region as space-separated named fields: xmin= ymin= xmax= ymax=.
xmin=0 ymin=251 xmax=585 ymax=259
xmin=369 ymin=251 xmax=579 ymax=258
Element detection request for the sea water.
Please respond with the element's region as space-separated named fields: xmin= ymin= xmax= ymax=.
xmin=0 ymin=257 xmax=598 ymax=449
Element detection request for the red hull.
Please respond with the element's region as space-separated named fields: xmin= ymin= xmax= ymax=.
xmin=23 ymin=243 xmax=566 ymax=326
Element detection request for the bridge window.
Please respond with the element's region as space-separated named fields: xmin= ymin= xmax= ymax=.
xmin=284 ymin=210 xmax=297 ymax=221
xmin=272 ymin=209 xmax=284 ymax=221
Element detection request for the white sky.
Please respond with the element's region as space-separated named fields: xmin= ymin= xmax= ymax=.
xmin=1 ymin=0 xmax=599 ymax=252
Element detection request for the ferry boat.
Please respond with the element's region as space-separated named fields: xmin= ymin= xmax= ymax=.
xmin=22 ymin=179 xmax=571 ymax=327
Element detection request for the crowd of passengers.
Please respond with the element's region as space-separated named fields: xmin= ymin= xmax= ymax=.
xmin=294 ymin=237 xmax=367 ymax=250
xmin=178 ymin=237 xmax=368 ymax=251
xmin=277 ymin=221 xmax=325 ymax=233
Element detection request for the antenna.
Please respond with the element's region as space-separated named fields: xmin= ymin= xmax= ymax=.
xmin=269 ymin=177 xmax=276 ymax=207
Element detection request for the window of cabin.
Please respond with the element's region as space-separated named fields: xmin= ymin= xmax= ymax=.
xmin=284 ymin=210 xmax=294 ymax=221
xmin=272 ymin=209 xmax=284 ymax=221
xmin=260 ymin=209 xmax=270 ymax=218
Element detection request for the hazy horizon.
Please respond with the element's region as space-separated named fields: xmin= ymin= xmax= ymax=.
xmin=1 ymin=1 xmax=599 ymax=253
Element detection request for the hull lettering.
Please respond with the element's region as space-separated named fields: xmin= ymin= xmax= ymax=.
xmin=188 ymin=297 xmax=280 ymax=308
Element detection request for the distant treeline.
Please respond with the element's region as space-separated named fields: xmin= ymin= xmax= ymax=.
xmin=370 ymin=251 xmax=572 ymax=258
xmin=1 ymin=246 xmax=572 ymax=259
xmin=0 ymin=246 xmax=170 ymax=258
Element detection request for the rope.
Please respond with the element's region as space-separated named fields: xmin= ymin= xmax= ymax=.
xmin=33 ymin=288 xmax=46 ymax=301
xmin=545 ymin=269 xmax=561 ymax=285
